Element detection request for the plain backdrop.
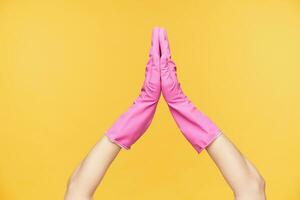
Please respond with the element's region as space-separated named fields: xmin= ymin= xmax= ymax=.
xmin=0 ymin=0 xmax=300 ymax=199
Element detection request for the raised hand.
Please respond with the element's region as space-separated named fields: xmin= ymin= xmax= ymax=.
xmin=159 ymin=28 xmax=222 ymax=153
xmin=66 ymin=28 xmax=265 ymax=200
xmin=105 ymin=28 xmax=161 ymax=149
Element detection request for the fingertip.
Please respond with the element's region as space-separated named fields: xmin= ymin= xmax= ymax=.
xmin=152 ymin=27 xmax=159 ymax=38
xmin=152 ymin=26 xmax=160 ymax=31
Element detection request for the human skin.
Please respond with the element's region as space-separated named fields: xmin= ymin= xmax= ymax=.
xmin=64 ymin=135 xmax=266 ymax=200
xmin=206 ymin=134 xmax=266 ymax=200
xmin=64 ymin=28 xmax=266 ymax=200
xmin=64 ymin=136 xmax=121 ymax=200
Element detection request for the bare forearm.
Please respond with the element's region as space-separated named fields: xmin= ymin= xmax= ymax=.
xmin=65 ymin=136 xmax=121 ymax=200
xmin=206 ymin=134 xmax=266 ymax=199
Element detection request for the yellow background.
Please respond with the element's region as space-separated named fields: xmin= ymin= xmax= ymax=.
xmin=1 ymin=0 xmax=300 ymax=199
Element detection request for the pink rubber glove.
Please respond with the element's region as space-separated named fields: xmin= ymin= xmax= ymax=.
xmin=159 ymin=28 xmax=223 ymax=153
xmin=105 ymin=28 xmax=161 ymax=149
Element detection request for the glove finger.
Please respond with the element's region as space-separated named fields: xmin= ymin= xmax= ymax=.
xmin=159 ymin=28 xmax=171 ymax=61
xmin=159 ymin=28 xmax=175 ymax=85
xmin=145 ymin=28 xmax=160 ymax=92
xmin=149 ymin=27 xmax=160 ymax=59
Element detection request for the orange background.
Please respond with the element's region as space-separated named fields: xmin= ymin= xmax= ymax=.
xmin=1 ymin=0 xmax=300 ymax=199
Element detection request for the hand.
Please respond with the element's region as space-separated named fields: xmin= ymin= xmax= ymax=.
xmin=159 ymin=28 xmax=222 ymax=153
xmin=105 ymin=28 xmax=161 ymax=149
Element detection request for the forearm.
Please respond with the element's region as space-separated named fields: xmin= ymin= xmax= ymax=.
xmin=64 ymin=28 xmax=160 ymax=200
xmin=206 ymin=134 xmax=266 ymax=200
xmin=65 ymin=136 xmax=121 ymax=200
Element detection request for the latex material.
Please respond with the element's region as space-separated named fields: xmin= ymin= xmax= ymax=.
xmin=105 ymin=28 xmax=161 ymax=149
xmin=159 ymin=28 xmax=222 ymax=153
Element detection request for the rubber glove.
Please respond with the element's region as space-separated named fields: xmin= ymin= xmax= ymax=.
xmin=105 ymin=28 xmax=161 ymax=149
xmin=159 ymin=28 xmax=223 ymax=153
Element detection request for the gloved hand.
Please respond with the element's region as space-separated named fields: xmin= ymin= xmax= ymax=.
xmin=105 ymin=28 xmax=161 ymax=149
xmin=159 ymin=28 xmax=223 ymax=153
